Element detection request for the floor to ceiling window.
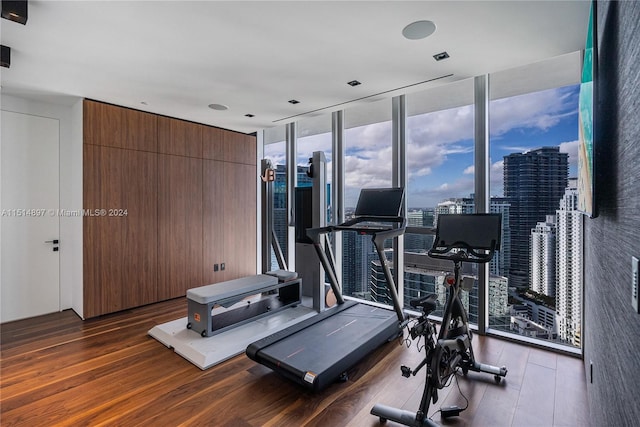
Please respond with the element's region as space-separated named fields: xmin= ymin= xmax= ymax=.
xmin=405 ymin=78 xmax=476 ymax=319
xmin=296 ymin=114 xmax=333 ymax=217
xmin=487 ymin=53 xmax=582 ymax=350
xmin=343 ymin=99 xmax=392 ymax=300
xmin=263 ymin=125 xmax=287 ymax=271
xmin=261 ymin=52 xmax=583 ymax=353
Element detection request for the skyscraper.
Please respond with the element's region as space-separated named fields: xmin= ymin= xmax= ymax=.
xmin=489 ymin=197 xmax=511 ymax=278
xmin=405 ymin=208 xmax=435 ymax=253
xmin=504 ymin=147 xmax=568 ymax=289
xmin=530 ymin=215 xmax=557 ymax=297
xmin=341 ymin=230 xmax=377 ymax=297
xmin=556 ymin=180 xmax=583 ymax=346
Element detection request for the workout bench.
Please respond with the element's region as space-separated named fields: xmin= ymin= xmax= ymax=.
xmin=187 ymin=271 xmax=301 ymax=337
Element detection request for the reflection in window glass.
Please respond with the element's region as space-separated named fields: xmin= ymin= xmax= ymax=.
xmin=489 ymin=84 xmax=581 ymax=349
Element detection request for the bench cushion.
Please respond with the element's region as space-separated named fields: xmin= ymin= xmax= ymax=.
xmin=266 ymin=269 xmax=298 ymax=282
xmin=187 ymin=275 xmax=278 ymax=305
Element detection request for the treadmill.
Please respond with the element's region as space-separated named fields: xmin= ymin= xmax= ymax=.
xmin=246 ymin=187 xmax=407 ymax=391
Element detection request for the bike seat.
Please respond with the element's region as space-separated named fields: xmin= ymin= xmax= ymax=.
xmin=410 ymin=293 xmax=438 ymax=314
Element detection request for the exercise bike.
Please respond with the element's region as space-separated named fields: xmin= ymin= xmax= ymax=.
xmin=371 ymin=213 xmax=508 ymax=427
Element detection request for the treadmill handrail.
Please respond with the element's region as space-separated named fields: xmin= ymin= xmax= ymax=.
xmin=306 ymin=216 xmax=407 ymax=323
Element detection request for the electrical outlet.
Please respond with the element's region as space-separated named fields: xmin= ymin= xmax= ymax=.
xmin=214 ymin=264 xmax=219 ymax=272
xmin=632 ymin=256 xmax=639 ymax=313
xmin=221 ymin=263 xmax=225 ymax=271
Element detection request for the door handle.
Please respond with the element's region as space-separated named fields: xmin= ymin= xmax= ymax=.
xmin=45 ymin=239 xmax=59 ymax=252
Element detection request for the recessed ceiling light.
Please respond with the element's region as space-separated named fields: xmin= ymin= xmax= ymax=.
xmin=208 ymin=103 xmax=229 ymax=111
xmin=288 ymin=99 xmax=300 ymax=104
xmin=245 ymin=114 xmax=255 ymax=118
xmin=402 ymin=20 xmax=436 ymax=40
xmin=1 ymin=45 xmax=11 ymax=68
xmin=433 ymin=51 xmax=450 ymax=61
xmin=1 ymin=1 xmax=28 ymax=25
xmin=347 ymin=80 xmax=361 ymax=87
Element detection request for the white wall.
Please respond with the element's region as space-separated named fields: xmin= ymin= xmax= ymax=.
xmin=0 ymin=94 xmax=84 ymax=318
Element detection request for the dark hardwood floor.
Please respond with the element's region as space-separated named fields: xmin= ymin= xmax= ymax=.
xmin=0 ymin=298 xmax=589 ymax=426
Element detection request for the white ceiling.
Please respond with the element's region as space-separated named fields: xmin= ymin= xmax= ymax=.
xmin=0 ymin=1 xmax=591 ymax=134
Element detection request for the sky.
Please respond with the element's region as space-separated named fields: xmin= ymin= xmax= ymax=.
xmin=265 ymin=83 xmax=580 ymax=209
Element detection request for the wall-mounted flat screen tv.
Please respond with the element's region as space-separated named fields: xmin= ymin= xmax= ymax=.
xmin=577 ymin=1 xmax=597 ymax=217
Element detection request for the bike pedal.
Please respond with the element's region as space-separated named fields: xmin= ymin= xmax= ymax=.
xmin=441 ymin=406 xmax=462 ymax=418
xmin=400 ymin=365 xmax=411 ymax=377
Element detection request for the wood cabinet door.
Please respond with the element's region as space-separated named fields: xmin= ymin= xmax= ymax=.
xmin=158 ymin=117 xmax=203 ymax=158
xmin=202 ymin=126 xmax=225 ymax=161
xmin=83 ymin=145 xmax=158 ymax=317
xmin=157 ymin=155 xmax=204 ymax=299
xmin=224 ymin=132 xmax=256 ymax=166
xmin=203 ymin=126 xmax=256 ymax=165
xmin=222 ymin=162 xmax=257 ymax=279
xmin=84 ymin=100 xmax=157 ymax=152
xmin=202 ymin=159 xmax=227 ymax=284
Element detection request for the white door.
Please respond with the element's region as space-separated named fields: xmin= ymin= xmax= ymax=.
xmin=1 ymin=110 xmax=60 ymax=323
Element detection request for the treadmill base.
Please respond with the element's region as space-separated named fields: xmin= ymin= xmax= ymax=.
xmin=149 ymin=305 xmax=316 ymax=369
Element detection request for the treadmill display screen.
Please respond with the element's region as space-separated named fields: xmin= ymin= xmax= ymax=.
xmin=354 ymin=188 xmax=404 ymax=218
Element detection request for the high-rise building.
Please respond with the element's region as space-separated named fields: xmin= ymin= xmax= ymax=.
xmin=342 ymin=230 xmax=377 ymax=297
xmin=503 ymin=147 xmax=568 ymax=289
xmin=530 ymin=215 xmax=557 ymax=297
xmin=435 ymin=197 xmax=474 ymax=219
xmin=489 ymin=198 xmax=511 ymax=278
xmin=405 ymin=208 xmax=435 ymax=253
xmin=555 ymin=180 xmax=582 ymax=346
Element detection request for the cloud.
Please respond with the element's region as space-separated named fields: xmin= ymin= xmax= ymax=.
xmin=264 ymin=142 xmax=286 ymax=167
xmin=411 ymin=176 xmax=475 ymax=204
xmin=463 ymin=165 xmax=474 ymax=175
xmin=490 ymin=159 xmax=505 ymax=196
xmin=344 ymin=145 xmax=392 ymax=188
xmin=490 ymin=159 xmax=504 ymax=182
xmin=490 ymin=86 xmax=578 ymax=138
xmin=297 ymin=132 xmax=333 ymax=166
xmin=408 ymin=105 xmax=474 ymax=145
xmin=559 ymin=139 xmax=579 ymax=171
xmin=404 ymin=106 xmax=475 ymax=183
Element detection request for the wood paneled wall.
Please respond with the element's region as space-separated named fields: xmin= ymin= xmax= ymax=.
xmin=83 ymin=100 xmax=257 ymax=318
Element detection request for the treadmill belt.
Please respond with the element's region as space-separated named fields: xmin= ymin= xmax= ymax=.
xmin=247 ymin=302 xmax=400 ymax=391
